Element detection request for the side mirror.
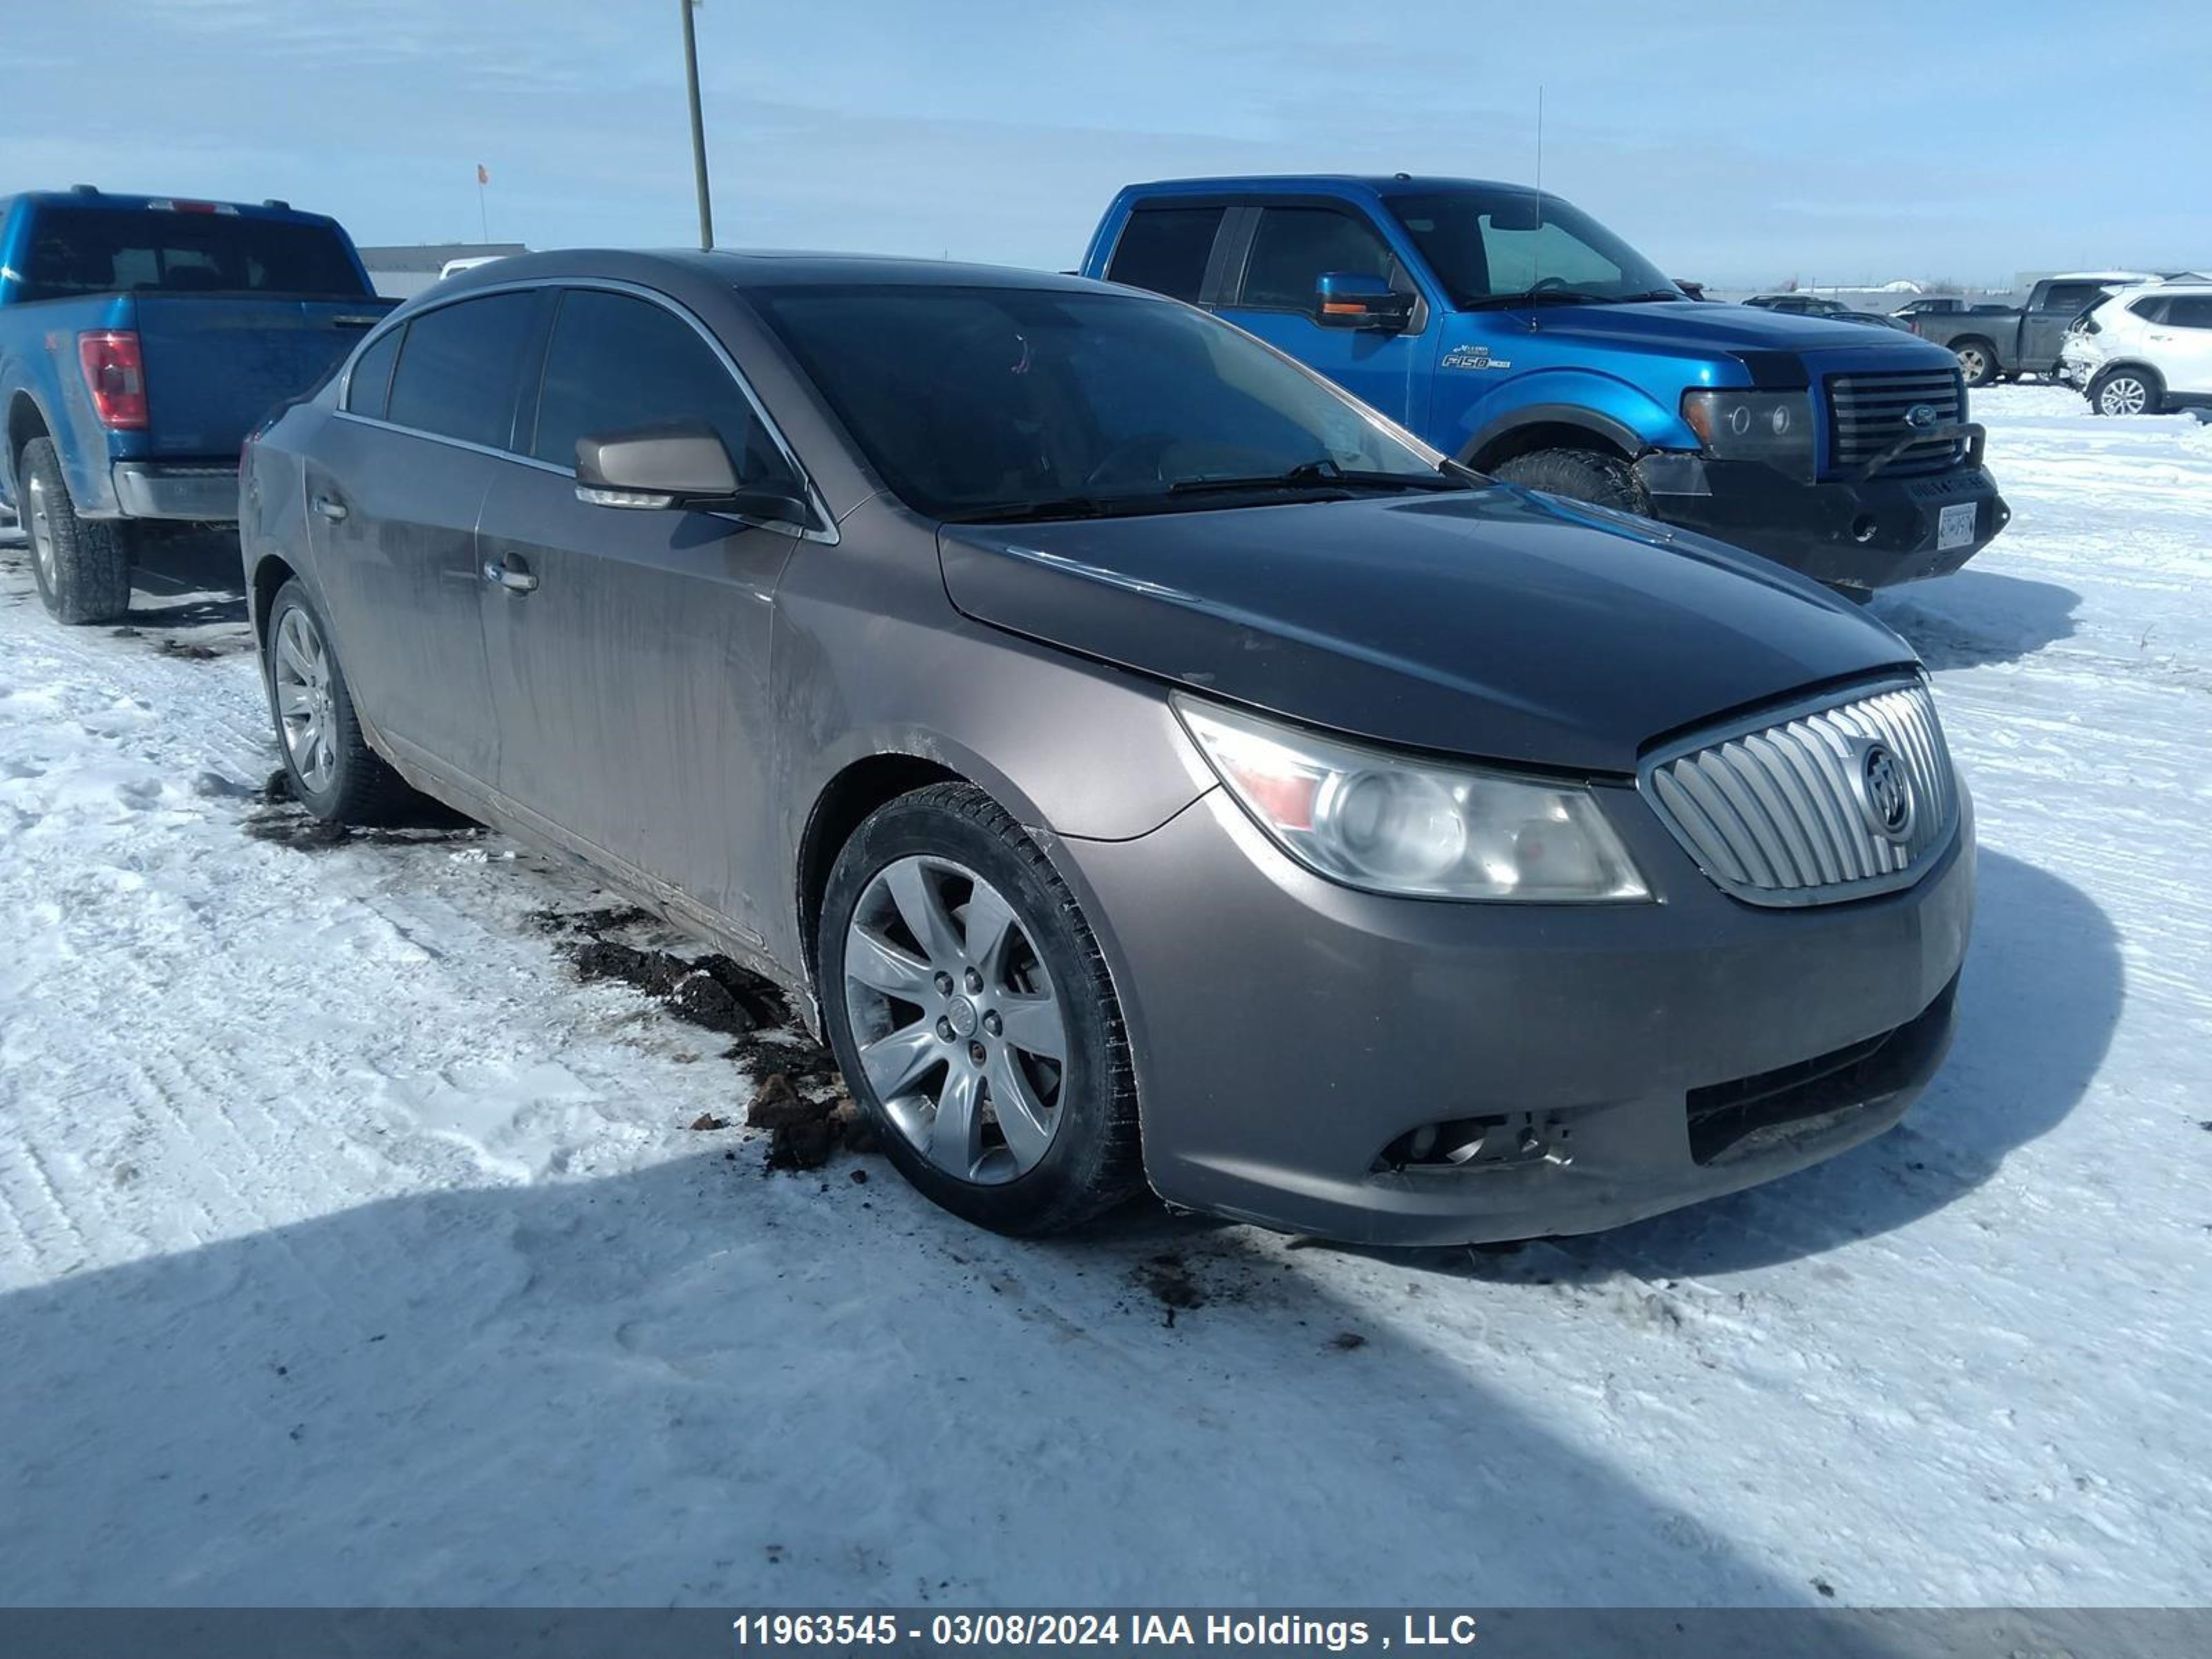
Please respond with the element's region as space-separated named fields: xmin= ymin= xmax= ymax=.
xmin=1313 ymin=272 xmax=1414 ymax=332
xmin=574 ymin=422 xmax=814 ymax=527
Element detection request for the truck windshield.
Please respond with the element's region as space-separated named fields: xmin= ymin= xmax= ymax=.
xmin=16 ymin=207 xmax=369 ymax=302
xmin=751 ymin=283 xmax=1458 ymax=522
xmin=1385 ymin=189 xmax=1677 ymax=309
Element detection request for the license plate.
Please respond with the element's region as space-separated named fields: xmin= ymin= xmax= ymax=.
xmin=1938 ymin=501 xmax=1978 ymax=550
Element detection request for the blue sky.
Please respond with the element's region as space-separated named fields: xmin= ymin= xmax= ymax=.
xmin=15 ymin=1 xmax=2210 ymax=287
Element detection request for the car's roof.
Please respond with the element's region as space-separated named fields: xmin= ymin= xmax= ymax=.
xmin=8 ymin=186 xmax=341 ymax=227
xmin=2047 ymin=270 xmax=2160 ymax=283
xmin=2108 ymin=280 xmax=2212 ymax=299
xmin=1120 ymin=174 xmax=1528 ymax=198
xmin=435 ymin=246 xmax=1110 ymax=296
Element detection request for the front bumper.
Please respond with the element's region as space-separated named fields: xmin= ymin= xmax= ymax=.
xmin=108 ymin=461 xmax=240 ymax=523
xmin=1634 ymin=446 xmax=2009 ymax=590
xmin=1057 ymin=778 xmax=1974 ymax=1247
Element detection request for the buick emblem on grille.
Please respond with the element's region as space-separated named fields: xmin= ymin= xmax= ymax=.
xmin=1903 ymin=403 xmax=1940 ymax=429
xmin=1857 ymin=743 xmax=1914 ymax=841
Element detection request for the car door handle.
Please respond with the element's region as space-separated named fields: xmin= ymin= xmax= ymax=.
xmin=310 ymin=494 xmax=348 ymax=521
xmin=483 ymin=560 xmax=539 ymax=594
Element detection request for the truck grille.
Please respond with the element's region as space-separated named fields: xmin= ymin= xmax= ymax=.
xmin=1641 ymin=679 xmax=1960 ymax=908
xmin=1824 ymin=368 xmax=1965 ymax=478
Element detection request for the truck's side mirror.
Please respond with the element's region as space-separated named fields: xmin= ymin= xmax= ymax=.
xmin=1313 ymin=272 xmax=1414 ymax=333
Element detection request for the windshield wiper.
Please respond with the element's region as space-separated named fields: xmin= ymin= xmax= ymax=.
xmin=1165 ymin=460 xmax=1467 ymax=498
xmin=1459 ymin=288 xmax=1626 ymax=310
xmin=939 ymin=496 xmax=1114 ymax=525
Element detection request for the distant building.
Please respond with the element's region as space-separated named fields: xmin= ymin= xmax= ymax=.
xmin=355 ymin=243 xmax=530 ymax=299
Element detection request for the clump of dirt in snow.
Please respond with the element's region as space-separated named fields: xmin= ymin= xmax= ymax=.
xmin=156 ymin=638 xmax=221 ymax=662
xmin=244 ymin=769 xmax=484 ymax=852
xmin=1133 ymin=1253 xmax=1208 ymax=1322
xmin=561 ymin=939 xmax=787 ymax=1037
xmin=749 ymin=1073 xmax=876 ymax=1172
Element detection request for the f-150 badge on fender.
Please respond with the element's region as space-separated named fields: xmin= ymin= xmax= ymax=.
xmin=1443 ymin=344 xmax=1512 ymax=371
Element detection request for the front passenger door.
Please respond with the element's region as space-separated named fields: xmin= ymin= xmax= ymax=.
xmin=477 ymin=285 xmax=811 ymax=942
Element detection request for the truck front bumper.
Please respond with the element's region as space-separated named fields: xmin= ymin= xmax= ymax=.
xmin=1634 ymin=447 xmax=2009 ymax=591
xmin=108 ymin=462 xmax=240 ymax=523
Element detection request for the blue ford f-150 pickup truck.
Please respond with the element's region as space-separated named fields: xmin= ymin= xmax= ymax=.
xmin=1 ymin=186 xmax=393 ymax=622
xmin=1082 ymin=176 xmax=2010 ymax=592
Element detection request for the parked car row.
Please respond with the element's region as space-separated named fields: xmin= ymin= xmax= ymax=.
xmin=7 ymin=175 xmax=1979 ymax=1248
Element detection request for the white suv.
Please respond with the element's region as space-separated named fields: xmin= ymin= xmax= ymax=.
xmin=2061 ymin=283 xmax=2212 ymax=415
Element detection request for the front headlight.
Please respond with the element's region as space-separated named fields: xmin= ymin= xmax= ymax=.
xmin=1680 ymin=388 xmax=1815 ymax=481
xmin=1173 ymin=694 xmax=1650 ymax=903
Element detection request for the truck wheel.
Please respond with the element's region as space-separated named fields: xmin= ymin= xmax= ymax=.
xmin=2088 ymin=366 xmax=2162 ymax=418
xmin=263 ymin=579 xmax=421 ymax=824
xmin=18 ymin=437 xmax=132 ymax=625
xmin=1952 ymin=341 xmax=1997 ymax=387
xmin=818 ymin=781 xmax=1144 ymax=1237
xmin=1486 ymin=447 xmax=1651 ymax=516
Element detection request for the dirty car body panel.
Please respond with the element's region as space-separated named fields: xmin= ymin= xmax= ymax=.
xmin=242 ymin=249 xmax=1974 ymax=1244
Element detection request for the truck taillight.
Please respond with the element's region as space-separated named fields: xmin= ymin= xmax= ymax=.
xmin=77 ymin=331 xmax=149 ymax=429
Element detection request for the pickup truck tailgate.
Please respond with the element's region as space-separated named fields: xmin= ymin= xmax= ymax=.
xmin=131 ymin=297 xmax=392 ymax=458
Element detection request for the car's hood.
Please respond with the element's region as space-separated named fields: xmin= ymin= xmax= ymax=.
xmin=1517 ymin=299 xmax=1957 ymax=366
xmin=937 ymin=487 xmax=1918 ymax=774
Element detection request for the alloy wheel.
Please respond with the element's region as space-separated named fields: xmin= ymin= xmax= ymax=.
xmin=272 ymin=606 xmax=339 ymax=795
xmin=25 ymin=473 xmax=57 ymax=592
xmin=2099 ymin=376 xmax=2149 ymax=417
xmin=842 ymin=854 xmax=1068 ymax=1185
xmin=1956 ymin=346 xmax=1988 ymax=382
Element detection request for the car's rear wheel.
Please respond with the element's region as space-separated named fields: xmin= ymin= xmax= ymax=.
xmin=263 ymin=578 xmax=420 ymax=823
xmin=2088 ymin=366 xmax=2162 ymax=418
xmin=1486 ymin=447 xmax=1651 ymax=515
xmin=1952 ymin=341 xmax=1998 ymax=387
xmin=19 ymin=437 xmax=132 ymax=625
xmin=818 ymin=782 xmax=1143 ymax=1235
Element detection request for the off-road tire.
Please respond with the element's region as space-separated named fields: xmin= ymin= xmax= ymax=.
xmin=19 ymin=437 xmax=132 ymax=624
xmin=2088 ymin=365 xmax=2164 ymax=418
xmin=263 ymin=578 xmax=422 ymax=824
xmin=1486 ymin=447 xmax=1651 ymax=515
xmin=818 ymin=782 xmax=1144 ymax=1236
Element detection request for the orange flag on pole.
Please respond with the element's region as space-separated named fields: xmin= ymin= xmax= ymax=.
xmin=477 ymin=164 xmax=489 ymax=186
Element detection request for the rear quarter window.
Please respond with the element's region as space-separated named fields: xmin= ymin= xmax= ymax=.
xmin=17 ymin=205 xmax=368 ymax=301
xmin=344 ymin=327 xmax=404 ymax=420
xmin=1104 ymin=207 xmax=1225 ymax=303
xmin=384 ymin=292 xmax=541 ymax=450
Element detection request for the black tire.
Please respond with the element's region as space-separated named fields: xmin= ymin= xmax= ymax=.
xmin=262 ymin=578 xmax=420 ymax=824
xmin=1952 ymin=340 xmax=1998 ymax=388
xmin=18 ymin=436 xmax=132 ymax=624
xmin=1485 ymin=447 xmax=1650 ymax=514
xmin=2087 ymin=365 xmax=2164 ymax=418
xmin=818 ymin=781 xmax=1143 ymax=1236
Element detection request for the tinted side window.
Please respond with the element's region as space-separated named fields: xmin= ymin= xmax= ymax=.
xmin=384 ymin=293 xmax=537 ymax=449
xmin=2163 ymin=296 xmax=2212 ymax=330
xmin=2128 ymin=295 xmax=2171 ymax=324
xmin=16 ymin=206 xmax=370 ymax=301
xmin=1238 ymin=208 xmax=1397 ymax=310
xmin=345 ymin=327 xmax=404 ymax=419
xmin=529 ymin=289 xmax=794 ymax=485
xmin=2036 ymin=282 xmax=2103 ymax=314
xmin=1104 ymin=207 xmax=1225 ymax=303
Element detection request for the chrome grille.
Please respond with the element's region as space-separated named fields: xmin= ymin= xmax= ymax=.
xmin=1642 ymin=679 xmax=1959 ymax=908
xmin=1824 ymin=368 xmax=1965 ymax=478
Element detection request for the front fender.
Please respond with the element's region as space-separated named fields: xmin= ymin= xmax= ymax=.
xmin=1450 ymin=368 xmax=1698 ymax=467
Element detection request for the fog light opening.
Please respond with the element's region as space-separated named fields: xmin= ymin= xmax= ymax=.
xmin=1373 ymin=1112 xmax=1565 ymax=1172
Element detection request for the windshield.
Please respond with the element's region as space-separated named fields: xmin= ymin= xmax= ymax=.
xmin=1384 ymin=189 xmax=1676 ymax=308
xmin=17 ymin=206 xmax=369 ymax=302
xmin=750 ymin=284 xmax=1456 ymax=521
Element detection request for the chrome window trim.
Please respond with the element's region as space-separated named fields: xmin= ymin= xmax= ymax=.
xmin=334 ymin=274 xmax=838 ymax=544
xmin=1636 ymin=673 xmax=1961 ymax=910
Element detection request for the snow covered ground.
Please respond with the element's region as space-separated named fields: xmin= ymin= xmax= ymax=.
xmin=1 ymin=386 xmax=2207 ymax=1609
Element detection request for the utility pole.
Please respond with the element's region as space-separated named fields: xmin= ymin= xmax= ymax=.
xmin=680 ymin=0 xmax=714 ymax=249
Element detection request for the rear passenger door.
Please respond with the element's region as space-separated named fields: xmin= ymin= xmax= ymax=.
xmin=476 ymin=284 xmax=812 ymax=941
xmin=2148 ymin=294 xmax=2212 ymax=395
xmin=1215 ymin=203 xmax=1427 ymax=427
xmin=310 ymin=289 xmax=544 ymax=786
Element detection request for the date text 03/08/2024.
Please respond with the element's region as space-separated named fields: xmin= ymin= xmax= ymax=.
xmin=729 ymin=1612 xmax=1484 ymax=1650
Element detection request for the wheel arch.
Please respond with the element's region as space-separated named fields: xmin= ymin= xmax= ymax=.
xmin=248 ymin=552 xmax=299 ymax=648
xmin=1463 ymin=406 xmax=1642 ymax=472
xmin=796 ymin=753 xmax=970 ymax=992
xmin=5 ymin=391 xmax=53 ymax=501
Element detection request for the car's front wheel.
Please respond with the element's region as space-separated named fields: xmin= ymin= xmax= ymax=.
xmin=818 ymin=782 xmax=1143 ymax=1235
xmin=2088 ymin=366 xmax=2162 ymax=418
xmin=263 ymin=578 xmax=420 ymax=823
